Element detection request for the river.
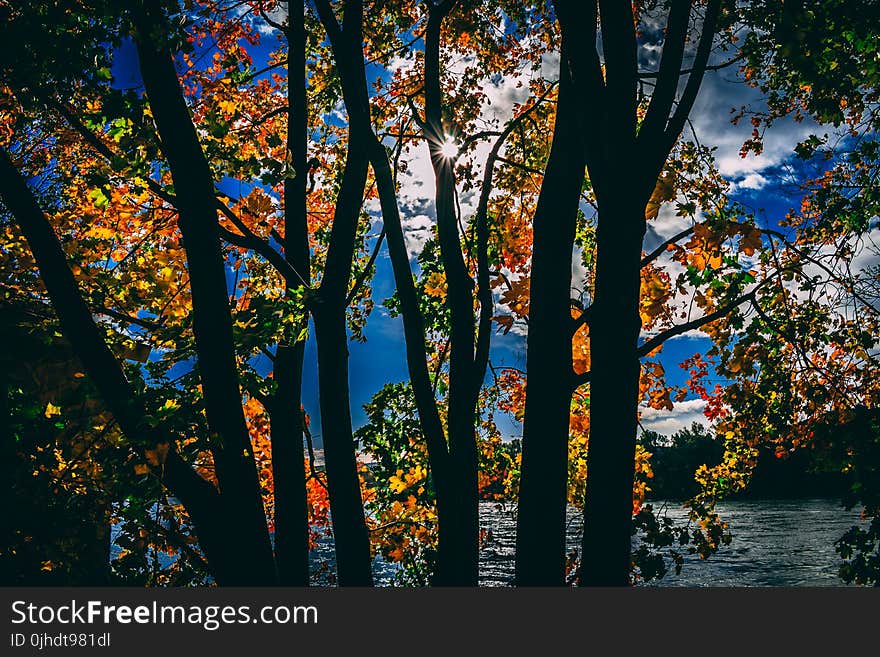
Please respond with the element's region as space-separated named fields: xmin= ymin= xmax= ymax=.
xmin=475 ymin=498 xmax=864 ymax=587
xmin=117 ymin=498 xmax=865 ymax=585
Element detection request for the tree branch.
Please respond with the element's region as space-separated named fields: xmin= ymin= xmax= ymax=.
xmin=659 ymin=0 xmax=722 ymax=159
xmin=345 ymin=227 xmax=386 ymax=306
xmin=641 ymin=226 xmax=695 ymax=268
xmin=473 ymin=83 xmax=559 ymax=382
xmin=638 ymin=54 xmax=746 ymax=79
xmin=639 ymin=1 xmax=693 ymax=144
xmin=637 ymin=290 xmax=756 ymax=357
xmin=0 ymin=145 xmax=225 ymax=569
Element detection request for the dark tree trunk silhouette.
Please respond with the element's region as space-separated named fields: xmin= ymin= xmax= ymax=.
xmin=579 ymin=195 xmax=645 ymax=585
xmin=322 ymin=0 xmax=547 ymax=585
xmin=132 ymin=5 xmax=277 ymax=584
xmin=309 ymin=131 xmax=374 ymax=588
xmin=268 ymin=0 xmax=312 ymax=587
xmin=515 ymin=0 xmax=721 ymax=586
xmin=366 ymin=134 xmax=457 ymax=583
xmin=0 ymin=147 xmax=248 ymax=584
xmin=577 ymin=0 xmax=721 ymax=588
xmin=422 ymin=1 xmax=481 ymax=586
xmin=309 ymin=0 xmax=375 ymax=586
xmin=514 ymin=36 xmax=586 ymax=586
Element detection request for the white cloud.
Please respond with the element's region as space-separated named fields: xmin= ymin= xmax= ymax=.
xmin=687 ymin=70 xmax=819 ymax=179
xmin=735 ymin=172 xmax=770 ymax=191
xmin=640 ymin=398 xmax=707 ymax=435
xmin=400 ymin=213 xmax=434 ymax=257
xmin=640 ymin=327 xmax=710 ymax=342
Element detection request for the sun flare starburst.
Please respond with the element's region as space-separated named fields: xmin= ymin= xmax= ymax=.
xmin=439 ymin=137 xmax=458 ymax=159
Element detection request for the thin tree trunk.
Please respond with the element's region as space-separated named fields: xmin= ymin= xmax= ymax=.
xmin=366 ymin=135 xmax=455 ymax=584
xmin=311 ymin=127 xmax=373 ymax=586
xmin=309 ymin=0 xmax=375 ymax=587
xmin=270 ymin=343 xmax=310 ymax=585
xmin=269 ymin=0 xmax=311 ymax=587
xmin=312 ymin=302 xmax=373 ymax=586
xmin=133 ymin=4 xmax=276 ymax=584
xmin=317 ymin=0 xmax=460 ymax=585
xmin=514 ymin=44 xmax=586 ymax=586
xmin=424 ymin=3 xmax=479 ymax=587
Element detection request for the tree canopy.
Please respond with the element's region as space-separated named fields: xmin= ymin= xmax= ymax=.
xmin=2 ymin=0 xmax=880 ymax=587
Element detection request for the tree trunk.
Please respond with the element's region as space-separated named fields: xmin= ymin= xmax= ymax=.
xmin=269 ymin=0 xmax=312 ymax=587
xmin=270 ymin=341 xmax=311 ymax=586
xmin=514 ymin=48 xmax=586 ymax=586
xmin=0 ymin=146 xmax=249 ymax=585
xmin=133 ymin=5 xmax=276 ymax=584
xmin=365 ymin=135 xmax=457 ymax=585
xmin=429 ymin=149 xmax=479 ymax=587
xmin=312 ymin=303 xmax=373 ymax=586
xmin=579 ymin=195 xmax=645 ymax=586
xmin=424 ymin=4 xmax=480 ymax=587
xmin=309 ymin=0 xmax=375 ymax=587
xmin=311 ymin=125 xmax=373 ymax=586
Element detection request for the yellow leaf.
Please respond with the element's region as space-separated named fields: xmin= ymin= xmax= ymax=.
xmin=218 ymin=98 xmax=238 ymax=116
xmin=645 ymin=172 xmax=676 ymax=221
xmin=44 ymin=402 xmax=61 ymax=418
xmin=500 ymin=277 xmax=531 ymax=317
xmin=424 ymin=272 xmax=447 ymax=299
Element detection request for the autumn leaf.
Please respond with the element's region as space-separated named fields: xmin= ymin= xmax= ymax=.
xmin=500 ymin=276 xmax=530 ymax=318
xmin=492 ymin=314 xmax=515 ymax=334
xmin=424 ymin=271 xmax=448 ymax=298
xmin=739 ymin=226 xmax=763 ymax=256
xmin=645 ymin=171 xmax=676 ymax=221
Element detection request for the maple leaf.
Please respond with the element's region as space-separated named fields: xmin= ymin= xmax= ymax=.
xmin=500 ymin=276 xmax=530 ymax=317
xmin=424 ymin=271 xmax=447 ymax=298
xmin=492 ymin=314 xmax=515 ymax=334
xmin=645 ymin=171 xmax=676 ymax=221
xmin=739 ymin=226 xmax=763 ymax=256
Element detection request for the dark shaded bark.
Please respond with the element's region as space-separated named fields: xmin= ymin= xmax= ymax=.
xmin=0 ymin=147 xmax=248 ymax=584
xmin=132 ymin=4 xmax=276 ymax=584
xmin=372 ymin=29 xmax=554 ymax=586
xmin=269 ymin=341 xmax=310 ymax=586
xmin=422 ymin=0 xmax=481 ymax=586
xmin=314 ymin=0 xmax=478 ymax=584
xmin=366 ymin=134 xmax=455 ymax=577
xmin=268 ymin=0 xmax=312 ymax=587
xmin=516 ymin=0 xmax=723 ymax=586
xmin=310 ymin=0 xmax=375 ymax=586
xmin=578 ymin=195 xmax=645 ymax=586
xmin=514 ymin=41 xmax=586 ymax=586
xmin=312 ymin=301 xmax=372 ymax=586
xmin=573 ymin=0 xmax=720 ymax=586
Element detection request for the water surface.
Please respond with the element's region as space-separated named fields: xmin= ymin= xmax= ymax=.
xmin=477 ymin=499 xmax=863 ymax=587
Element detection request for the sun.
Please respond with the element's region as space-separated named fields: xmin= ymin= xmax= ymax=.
xmin=439 ymin=137 xmax=458 ymax=159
